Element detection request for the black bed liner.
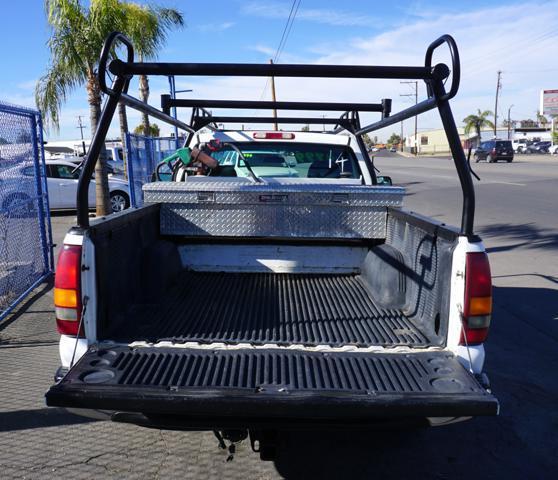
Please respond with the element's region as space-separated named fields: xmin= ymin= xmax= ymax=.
xmin=107 ymin=271 xmax=433 ymax=347
xmin=47 ymin=346 xmax=498 ymax=422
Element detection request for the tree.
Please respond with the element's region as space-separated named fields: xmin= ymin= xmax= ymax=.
xmin=463 ymin=109 xmax=495 ymax=146
xmin=387 ymin=133 xmax=401 ymax=146
xmin=133 ymin=123 xmax=160 ymax=136
xmin=35 ymin=0 xmax=182 ymax=217
xmin=37 ymin=0 xmax=115 ymax=216
xmin=536 ymin=113 xmax=548 ymax=128
xmin=362 ymin=133 xmax=373 ymax=148
xmin=301 ymin=125 xmax=310 ymax=132
xmin=520 ymin=119 xmax=537 ymax=128
xmin=116 ymin=4 xmax=183 ymax=146
xmin=502 ymin=119 xmax=516 ymax=129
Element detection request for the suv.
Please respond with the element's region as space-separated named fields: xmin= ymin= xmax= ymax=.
xmin=511 ymin=139 xmax=529 ymax=153
xmin=474 ymin=140 xmax=514 ymax=162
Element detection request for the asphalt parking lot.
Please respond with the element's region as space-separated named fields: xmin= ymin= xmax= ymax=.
xmin=1 ymin=153 xmax=557 ymax=479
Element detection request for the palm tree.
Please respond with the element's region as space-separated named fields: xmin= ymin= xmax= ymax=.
xmin=536 ymin=113 xmax=548 ymax=128
xmin=116 ymin=5 xmax=183 ymax=161
xmin=36 ymin=0 xmax=182 ymax=216
xmin=463 ymin=110 xmax=495 ymax=146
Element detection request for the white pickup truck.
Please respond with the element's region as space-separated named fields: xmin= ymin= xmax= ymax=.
xmin=46 ymin=32 xmax=498 ymax=459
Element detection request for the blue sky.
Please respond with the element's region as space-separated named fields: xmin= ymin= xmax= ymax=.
xmin=2 ymin=0 xmax=557 ymax=141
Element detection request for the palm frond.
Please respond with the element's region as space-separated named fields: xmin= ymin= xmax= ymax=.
xmin=35 ymin=63 xmax=82 ymax=130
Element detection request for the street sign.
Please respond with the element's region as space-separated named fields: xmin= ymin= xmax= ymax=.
xmin=540 ymin=89 xmax=558 ymax=116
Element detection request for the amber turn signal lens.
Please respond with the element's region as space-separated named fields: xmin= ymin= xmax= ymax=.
xmin=54 ymin=287 xmax=78 ymax=308
xmin=469 ymin=296 xmax=492 ymax=316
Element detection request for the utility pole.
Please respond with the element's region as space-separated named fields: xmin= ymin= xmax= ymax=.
xmin=507 ymin=104 xmax=514 ymax=140
xmin=400 ymin=121 xmax=404 ymax=152
xmin=77 ymin=116 xmax=86 ymax=155
xmin=269 ymin=59 xmax=278 ymax=131
xmin=401 ymin=81 xmax=418 ymax=155
xmin=494 ymin=70 xmax=502 ymax=137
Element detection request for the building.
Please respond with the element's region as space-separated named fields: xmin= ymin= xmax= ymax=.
xmin=407 ymin=125 xmax=554 ymax=154
xmin=406 ymin=127 xmax=469 ymax=155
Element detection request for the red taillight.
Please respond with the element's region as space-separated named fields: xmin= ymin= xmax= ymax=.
xmin=54 ymin=244 xmax=83 ymax=337
xmin=253 ymin=132 xmax=295 ymax=140
xmin=460 ymin=252 xmax=492 ymax=345
xmin=491 ymin=148 xmax=497 ymax=155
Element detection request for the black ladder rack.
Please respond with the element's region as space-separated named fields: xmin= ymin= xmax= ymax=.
xmin=77 ymin=31 xmax=475 ymax=239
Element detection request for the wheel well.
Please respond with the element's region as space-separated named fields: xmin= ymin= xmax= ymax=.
xmin=110 ymin=190 xmax=129 ymax=199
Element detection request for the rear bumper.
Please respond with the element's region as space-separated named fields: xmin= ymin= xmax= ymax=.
xmin=47 ymin=386 xmax=497 ymax=424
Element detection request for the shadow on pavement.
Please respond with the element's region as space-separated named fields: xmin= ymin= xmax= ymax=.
xmin=0 ymin=407 xmax=96 ymax=432
xmin=479 ymin=223 xmax=558 ymax=253
xmin=0 ymin=279 xmax=53 ymax=332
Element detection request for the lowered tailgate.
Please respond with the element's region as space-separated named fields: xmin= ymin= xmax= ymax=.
xmin=47 ymin=346 xmax=498 ymax=425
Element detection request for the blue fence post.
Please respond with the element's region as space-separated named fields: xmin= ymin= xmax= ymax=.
xmin=125 ymin=132 xmax=137 ymax=207
xmin=36 ymin=113 xmax=54 ymax=271
xmin=30 ymin=113 xmax=52 ymax=274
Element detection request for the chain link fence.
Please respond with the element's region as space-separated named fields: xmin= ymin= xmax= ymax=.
xmin=125 ymin=133 xmax=179 ymax=207
xmin=0 ymin=101 xmax=53 ymax=322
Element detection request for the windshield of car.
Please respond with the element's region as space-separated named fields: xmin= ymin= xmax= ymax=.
xmin=210 ymin=142 xmax=360 ymax=179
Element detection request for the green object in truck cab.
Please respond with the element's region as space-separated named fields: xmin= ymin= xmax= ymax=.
xmin=161 ymin=147 xmax=192 ymax=166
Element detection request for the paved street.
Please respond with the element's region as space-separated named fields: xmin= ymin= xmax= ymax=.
xmin=1 ymin=154 xmax=557 ymax=479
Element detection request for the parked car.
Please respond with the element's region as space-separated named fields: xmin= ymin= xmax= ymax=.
xmin=525 ymin=141 xmax=551 ymax=154
xmin=0 ymin=160 xmax=130 ymax=214
xmin=45 ymin=160 xmax=130 ymax=211
xmin=474 ymin=140 xmax=514 ymax=162
xmin=389 ymin=146 xmax=397 ymax=152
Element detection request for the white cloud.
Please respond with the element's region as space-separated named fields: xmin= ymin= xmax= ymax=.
xmin=196 ymin=22 xmax=235 ymax=32
xmin=16 ymin=79 xmax=38 ymax=91
xmin=242 ymin=1 xmax=377 ymax=27
xmin=250 ymin=44 xmax=276 ymax=57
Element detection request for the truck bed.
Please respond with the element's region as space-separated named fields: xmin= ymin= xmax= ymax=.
xmin=107 ymin=271 xmax=433 ymax=347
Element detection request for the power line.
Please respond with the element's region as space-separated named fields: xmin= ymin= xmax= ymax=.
xmin=276 ymin=0 xmax=301 ymax=63
xmin=274 ymin=0 xmax=298 ymax=63
xmin=463 ymin=26 xmax=558 ymax=78
xmin=257 ymin=0 xmax=301 ymax=103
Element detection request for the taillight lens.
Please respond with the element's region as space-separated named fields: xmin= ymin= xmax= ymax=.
xmin=54 ymin=244 xmax=84 ymax=337
xmin=492 ymin=148 xmax=497 ymax=155
xmin=460 ymin=252 xmax=492 ymax=345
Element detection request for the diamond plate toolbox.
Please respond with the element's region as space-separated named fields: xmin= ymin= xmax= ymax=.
xmin=143 ymin=179 xmax=405 ymax=239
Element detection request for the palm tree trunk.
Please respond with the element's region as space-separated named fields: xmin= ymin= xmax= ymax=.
xmin=139 ymin=74 xmax=150 ymax=136
xmin=87 ymin=73 xmax=110 ymax=216
xmin=118 ymin=101 xmax=129 ymax=179
xmin=476 ymin=125 xmax=481 ymax=147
